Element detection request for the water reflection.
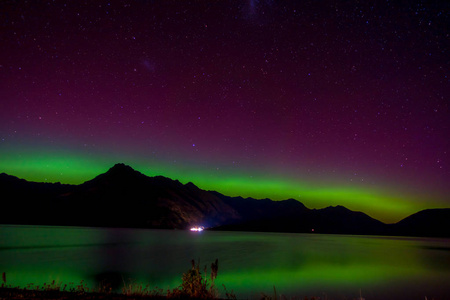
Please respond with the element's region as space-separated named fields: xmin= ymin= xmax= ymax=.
xmin=1 ymin=225 xmax=449 ymax=299
xmin=93 ymin=228 xmax=133 ymax=290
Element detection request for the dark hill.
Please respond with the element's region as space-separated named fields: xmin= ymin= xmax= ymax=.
xmin=1 ymin=164 xmax=240 ymax=229
xmin=210 ymin=191 xmax=309 ymax=221
xmin=211 ymin=200 xmax=386 ymax=235
xmin=1 ymin=164 xmax=448 ymax=237
xmin=389 ymin=208 xmax=450 ymax=237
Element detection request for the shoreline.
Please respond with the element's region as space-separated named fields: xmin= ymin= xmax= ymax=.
xmin=0 ymin=286 xmax=168 ymax=299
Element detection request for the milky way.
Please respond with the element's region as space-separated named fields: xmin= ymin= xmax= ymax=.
xmin=1 ymin=1 xmax=448 ymax=222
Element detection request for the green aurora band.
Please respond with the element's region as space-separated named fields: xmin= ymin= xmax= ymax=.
xmin=0 ymin=147 xmax=443 ymax=223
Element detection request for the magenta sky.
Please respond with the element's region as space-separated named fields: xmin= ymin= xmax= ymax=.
xmin=1 ymin=1 xmax=448 ymax=222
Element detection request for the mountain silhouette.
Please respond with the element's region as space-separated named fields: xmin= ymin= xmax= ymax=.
xmin=1 ymin=164 xmax=448 ymax=237
xmin=389 ymin=208 xmax=450 ymax=237
xmin=0 ymin=164 xmax=240 ymax=228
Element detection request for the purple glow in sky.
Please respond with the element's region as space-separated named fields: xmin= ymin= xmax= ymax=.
xmin=0 ymin=1 xmax=448 ymax=222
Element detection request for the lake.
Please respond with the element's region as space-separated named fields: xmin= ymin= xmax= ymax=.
xmin=1 ymin=225 xmax=449 ymax=299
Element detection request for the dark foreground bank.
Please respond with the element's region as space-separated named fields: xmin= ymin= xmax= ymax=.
xmin=0 ymin=287 xmax=164 ymax=300
xmin=0 ymin=260 xmax=245 ymax=300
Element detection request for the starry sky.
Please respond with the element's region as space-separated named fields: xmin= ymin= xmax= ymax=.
xmin=1 ymin=1 xmax=448 ymax=223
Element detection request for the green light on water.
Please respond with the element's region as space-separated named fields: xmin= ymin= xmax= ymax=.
xmin=2 ymin=226 xmax=448 ymax=299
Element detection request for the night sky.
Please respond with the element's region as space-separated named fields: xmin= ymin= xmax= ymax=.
xmin=1 ymin=1 xmax=448 ymax=223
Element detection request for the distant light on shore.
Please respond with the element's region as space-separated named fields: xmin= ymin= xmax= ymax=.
xmin=190 ymin=226 xmax=204 ymax=232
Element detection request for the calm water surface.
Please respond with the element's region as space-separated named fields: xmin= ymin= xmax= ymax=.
xmin=1 ymin=225 xmax=449 ymax=299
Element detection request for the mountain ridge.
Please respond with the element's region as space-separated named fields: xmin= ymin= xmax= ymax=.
xmin=1 ymin=163 xmax=449 ymax=237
